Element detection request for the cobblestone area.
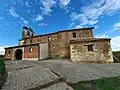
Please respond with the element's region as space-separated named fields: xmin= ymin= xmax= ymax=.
xmin=1 ymin=60 xmax=120 ymax=90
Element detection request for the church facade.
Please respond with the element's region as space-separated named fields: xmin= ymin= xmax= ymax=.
xmin=4 ymin=27 xmax=113 ymax=63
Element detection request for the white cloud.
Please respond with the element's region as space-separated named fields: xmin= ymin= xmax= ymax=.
xmin=38 ymin=23 xmax=47 ymax=27
xmin=70 ymin=0 xmax=120 ymax=26
xmin=7 ymin=7 xmax=28 ymax=25
xmin=70 ymin=12 xmax=89 ymax=25
xmin=6 ymin=24 xmax=10 ymax=27
xmin=40 ymin=0 xmax=56 ymax=15
xmin=111 ymin=36 xmax=120 ymax=51
xmin=26 ymin=1 xmax=30 ymax=7
xmin=0 ymin=17 xmax=4 ymax=20
xmin=70 ymin=12 xmax=98 ymax=26
xmin=68 ymin=22 xmax=75 ymax=28
xmin=75 ymin=25 xmax=83 ymax=29
xmin=5 ymin=4 xmax=8 ymax=6
xmin=8 ymin=7 xmax=19 ymax=17
xmin=59 ymin=0 xmax=71 ymax=8
xmin=35 ymin=15 xmax=44 ymax=21
xmin=0 ymin=46 xmax=5 ymax=55
xmin=20 ymin=17 xmax=28 ymax=24
xmin=95 ymin=34 xmax=109 ymax=38
xmin=112 ymin=22 xmax=120 ymax=31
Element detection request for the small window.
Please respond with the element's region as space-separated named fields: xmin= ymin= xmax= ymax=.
xmin=48 ymin=37 xmax=51 ymax=41
xmin=24 ymin=40 xmax=26 ymax=44
xmin=32 ymin=33 xmax=34 ymax=36
xmin=27 ymin=31 xmax=30 ymax=36
xmin=30 ymin=40 xmax=32 ymax=43
xmin=72 ymin=33 xmax=76 ymax=38
xmin=29 ymin=47 xmax=32 ymax=53
xmin=88 ymin=45 xmax=94 ymax=51
xmin=8 ymin=50 xmax=10 ymax=54
xmin=37 ymin=38 xmax=40 ymax=42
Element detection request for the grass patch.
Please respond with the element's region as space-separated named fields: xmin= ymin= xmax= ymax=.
xmin=75 ymin=76 xmax=120 ymax=90
xmin=0 ymin=55 xmax=4 ymax=61
xmin=0 ymin=60 xmax=5 ymax=75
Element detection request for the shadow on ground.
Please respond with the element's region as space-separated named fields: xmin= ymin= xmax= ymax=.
xmin=0 ymin=71 xmax=8 ymax=89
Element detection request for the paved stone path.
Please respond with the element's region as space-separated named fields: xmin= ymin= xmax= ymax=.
xmin=1 ymin=60 xmax=120 ymax=90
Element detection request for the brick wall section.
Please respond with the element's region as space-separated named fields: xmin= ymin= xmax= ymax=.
xmin=4 ymin=49 xmax=13 ymax=60
xmin=70 ymin=40 xmax=113 ymax=63
xmin=24 ymin=45 xmax=39 ymax=58
xmin=58 ymin=32 xmax=70 ymax=58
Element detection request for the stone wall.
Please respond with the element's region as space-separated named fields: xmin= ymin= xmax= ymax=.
xmin=69 ymin=29 xmax=93 ymax=40
xmin=70 ymin=40 xmax=113 ymax=63
xmin=50 ymin=34 xmax=59 ymax=58
xmin=58 ymin=32 xmax=70 ymax=58
xmin=4 ymin=48 xmax=13 ymax=60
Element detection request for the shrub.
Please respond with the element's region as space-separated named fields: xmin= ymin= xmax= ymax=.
xmin=0 ymin=60 xmax=5 ymax=75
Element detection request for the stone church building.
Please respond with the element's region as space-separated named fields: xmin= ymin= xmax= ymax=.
xmin=4 ymin=27 xmax=113 ymax=63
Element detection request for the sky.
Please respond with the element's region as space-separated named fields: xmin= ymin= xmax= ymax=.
xmin=0 ymin=0 xmax=120 ymax=54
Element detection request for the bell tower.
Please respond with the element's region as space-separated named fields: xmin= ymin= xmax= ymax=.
xmin=22 ymin=26 xmax=35 ymax=39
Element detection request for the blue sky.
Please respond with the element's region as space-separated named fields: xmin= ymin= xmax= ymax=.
xmin=0 ymin=0 xmax=120 ymax=54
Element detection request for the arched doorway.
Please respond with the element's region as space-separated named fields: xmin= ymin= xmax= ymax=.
xmin=14 ymin=49 xmax=23 ymax=60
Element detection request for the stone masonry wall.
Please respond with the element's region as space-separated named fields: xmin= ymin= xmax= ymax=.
xmin=4 ymin=48 xmax=13 ymax=60
xmin=70 ymin=40 xmax=113 ymax=63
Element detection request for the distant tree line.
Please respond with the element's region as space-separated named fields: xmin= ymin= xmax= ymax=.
xmin=0 ymin=55 xmax=4 ymax=60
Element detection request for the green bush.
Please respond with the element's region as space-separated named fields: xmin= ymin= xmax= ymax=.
xmin=0 ymin=60 xmax=5 ymax=75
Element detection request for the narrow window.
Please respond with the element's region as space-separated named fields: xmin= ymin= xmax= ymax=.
xmin=48 ymin=37 xmax=51 ymax=41
xmin=72 ymin=33 xmax=76 ymax=38
xmin=29 ymin=47 xmax=32 ymax=53
xmin=27 ymin=31 xmax=30 ymax=36
xmin=30 ymin=39 xmax=32 ymax=43
xmin=37 ymin=38 xmax=40 ymax=42
xmin=8 ymin=50 xmax=10 ymax=56
xmin=24 ymin=40 xmax=26 ymax=44
xmin=88 ymin=45 xmax=94 ymax=51
xmin=8 ymin=50 xmax=10 ymax=54
xmin=32 ymin=33 xmax=34 ymax=36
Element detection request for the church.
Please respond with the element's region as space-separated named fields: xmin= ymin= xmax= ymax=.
xmin=4 ymin=26 xmax=113 ymax=63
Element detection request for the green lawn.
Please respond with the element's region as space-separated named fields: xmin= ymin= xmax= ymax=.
xmin=75 ymin=76 xmax=120 ymax=90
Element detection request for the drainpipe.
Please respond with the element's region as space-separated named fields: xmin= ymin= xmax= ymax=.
xmin=38 ymin=44 xmax=40 ymax=60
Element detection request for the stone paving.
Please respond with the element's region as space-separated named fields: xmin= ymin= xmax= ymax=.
xmin=1 ymin=60 xmax=120 ymax=90
xmin=40 ymin=82 xmax=74 ymax=90
xmin=39 ymin=60 xmax=120 ymax=83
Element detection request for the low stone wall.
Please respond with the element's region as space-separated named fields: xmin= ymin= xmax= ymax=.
xmin=70 ymin=40 xmax=113 ymax=63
